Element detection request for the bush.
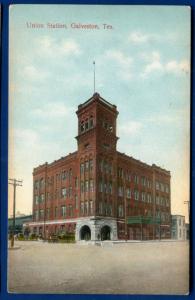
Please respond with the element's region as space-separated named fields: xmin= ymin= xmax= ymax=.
xmin=29 ymin=233 xmax=38 ymax=240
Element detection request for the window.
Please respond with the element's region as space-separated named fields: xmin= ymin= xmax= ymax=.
xmin=118 ymin=168 xmax=123 ymax=178
xmin=99 ymin=202 xmax=103 ymax=214
xmin=134 ymin=175 xmax=139 ymax=184
xmin=147 ymin=193 xmax=152 ymax=203
xmin=89 ymin=117 xmax=94 ymax=128
xmin=81 ymin=181 xmax=84 ymax=193
xmin=118 ymin=205 xmax=124 ymax=217
xmin=39 ymin=209 xmax=44 ymax=219
xmin=69 ymin=205 xmax=73 ymax=217
xmin=80 ymin=121 xmax=84 ymax=133
xmin=35 ymin=195 xmax=39 ymax=205
xmin=80 ymin=163 xmax=84 ymax=174
xmin=85 ymin=120 xmax=89 ymax=130
xmin=54 ymin=207 xmax=58 ymax=218
xmin=85 ymin=181 xmax=89 ymax=192
xmin=156 ymin=195 xmax=160 ymax=205
xmin=109 ymin=182 xmax=112 ymax=194
xmin=69 ymin=186 xmax=72 ymax=198
xmin=40 ymin=178 xmax=44 ymax=189
xmin=156 ymin=181 xmax=159 ymax=190
xmin=90 ymin=179 xmax=94 ymax=192
xmin=126 ymin=188 xmax=131 ymax=199
xmin=35 ymin=210 xmax=39 ymax=220
xmin=126 ymin=171 xmax=131 ymax=181
xmin=84 ymin=202 xmax=89 ymax=215
xmin=141 ymin=177 xmax=146 ymax=186
xmin=34 ymin=180 xmax=39 ymax=190
xmin=62 ymin=188 xmax=67 ymax=198
xmin=75 ymin=195 xmax=78 ymax=209
xmin=61 ymin=205 xmax=66 ymax=217
xmin=80 ymin=202 xmax=84 ymax=215
xmin=75 ymin=177 xmax=78 ymax=188
xmin=99 ymin=181 xmax=103 ymax=192
xmin=165 ymin=184 xmax=169 ymax=193
xmin=104 ymin=183 xmax=107 ymax=193
xmin=40 ymin=194 xmax=45 ymax=203
xmin=89 ymin=159 xmax=93 ymax=171
xmin=69 ymin=169 xmax=72 ymax=180
xmin=90 ymin=200 xmax=93 ymax=214
xmin=46 ymin=208 xmax=50 ymax=219
xmin=109 ymin=124 xmax=113 ymax=132
xmin=147 ymin=179 xmax=152 ymax=188
xmin=141 ymin=192 xmax=146 ymax=202
xmin=118 ymin=186 xmax=124 ymax=197
xmin=85 ymin=161 xmax=89 ymax=171
xmin=134 ymin=190 xmax=139 ymax=200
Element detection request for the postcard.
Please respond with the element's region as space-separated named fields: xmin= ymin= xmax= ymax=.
xmin=8 ymin=4 xmax=190 ymax=294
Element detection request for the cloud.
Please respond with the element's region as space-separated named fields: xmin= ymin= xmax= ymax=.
xmin=31 ymin=102 xmax=74 ymax=119
xmin=141 ymin=51 xmax=190 ymax=77
xmin=105 ymin=50 xmax=133 ymax=67
xmin=23 ymin=65 xmax=49 ymax=81
xmin=118 ymin=121 xmax=143 ymax=135
xmin=128 ymin=31 xmax=152 ymax=44
xmin=38 ymin=36 xmax=81 ymax=57
xmin=165 ymin=60 xmax=190 ymax=74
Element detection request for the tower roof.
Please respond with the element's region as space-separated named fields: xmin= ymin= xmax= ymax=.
xmin=77 ymin=92 xmax=117 ymax=112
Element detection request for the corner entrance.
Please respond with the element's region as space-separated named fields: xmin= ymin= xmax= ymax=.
xmin=101 ymin=225 xmax=111 ymax=241
xmin=80 ymin=225 xmax=91 ymax=241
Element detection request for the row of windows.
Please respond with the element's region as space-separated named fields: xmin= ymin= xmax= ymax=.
xmin=99 ymin=182 xmax=113 ymax=194
xmin=34 ymin=178 xmax=45 ymax=190
xmin=35 ymin=194 xmax=45 ymax=204
xmin=34 ymin=204 xmax=74 ymax=220
xmin=80 ymin=200 xmax=93 ymax=215
xmin=118 ymin=169 xmax=152 ymax=188
xmin=80 ymin=180 xmax=94 ymax=193
xmin=100 ymin=160 xmax=112 ymax=174
xmin=155 ymin=211 xmax=170 ymax=222
xmin=156 ymin=181 xmax=169 ymax=193
xmin=98 ymin=202 xmax=112 ymax=216
xmin=118 ymin=187 xmax=152 ymax=203
xmin=156 ymin=196 xmax=170 ymax=207
xmin=80 ymin=160 xmax=93 ymax=173
xmin=80 ymin=117 xmax=94 ymax=133
xmin=101 ymin=119 xmax=113 ymax=132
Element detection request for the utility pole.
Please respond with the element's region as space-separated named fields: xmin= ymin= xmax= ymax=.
xmin=8 ymin=178 xmax=23 ymax=247
xmin=184 ymin=200 xmax=190 ymax=222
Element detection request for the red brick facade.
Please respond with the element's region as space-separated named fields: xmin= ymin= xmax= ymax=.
xmin=27 ymin=93 xmax=171 ymax=241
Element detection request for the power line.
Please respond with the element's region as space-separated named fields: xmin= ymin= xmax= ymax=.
xmin=8 ymin=178 xmax=23 ymax=247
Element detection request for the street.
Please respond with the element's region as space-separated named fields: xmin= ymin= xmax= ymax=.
xmin=8 ymin=240 xmax=189 ymax=294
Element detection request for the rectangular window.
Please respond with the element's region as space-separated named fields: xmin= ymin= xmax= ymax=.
xmin=39 ymin=209 xmax=44 ymax=219
xmin=90 ymin=179 xmax=94 ymax=192
xmin=126 ymin=188 xmax=131 ymax=199
xmin=90 ymin=200 xmax=93 ymax=214
xmin=35 ymin=195 xmax=39 ymax=205
xmin=80 ymin=202 xmax=84 ymax=215
xmin=89 ymin=159 xmax=93 ymax=171
xmin=99 ymin=181 xmax=103 ymax=192
xmin=109 ymin=182 xmax=112 ymax=194
xmin=80 ymin=163 xmax=84 ymax=174
xmin=69 ymin=169 xmax=72 ymax=180
xmin=85 ymin=161 xmax=89 ymax=171
xmin=85 ymin=181 xmax=89 ymax=192
xmin=61 ymin=205 xmax=66 ymax=217
xmin=69 ymin=186 xmax=72 ymax=198
xmin=147 ymin=193 xmax=152 ymax=203
xmin=99 ymin=202 xmax=103 ymax=214
xmin=134 ymin=175 xmax=139 ymax=184
xmin=46 ymin=208 xmax=50 ymax=219
xmin=141 ymin=192 xmax=146 ymax=202
xmin=54 ymin=207 xmax=58 ymax=218
xmin=85 ymin=202 xmax=89 ymax=215
xmin=75 ymin=177 xmax=78 ymax=188
xmin=156 ymin=181 xmax=159 ymax=190
xmin=35 ymin=210 xmax=39 ymax=220
xmin=134 ymin=190 xmax=139 ymax=200
xmin=118 ymin=205 xmax=124 ymax=217
xmin=81 ymin=181 xmax=84 ymax=193
xmin=75 ymin=195 xmax=78 ymax=209
xmin=118 ymin=186 xmax=124 ymax=197
xmin=62 ymin=188 xmax=67 ymax=198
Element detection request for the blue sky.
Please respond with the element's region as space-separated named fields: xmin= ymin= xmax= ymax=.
xmin=9 ymin=5 xmax=190 ymax=221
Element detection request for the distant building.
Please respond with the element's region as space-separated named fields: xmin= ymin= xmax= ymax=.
xmin=27 ymin=92 xmax=171 ymax=241
xmin=185 ymin=223 xmax=190 ymax=240
xmin=8 ymin=214 xmax=32 ymax=235
xmin=171 ymin=215 xmax=186 ymax=240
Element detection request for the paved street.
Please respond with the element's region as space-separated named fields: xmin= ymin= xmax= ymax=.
xmin=8 ymin=240 xmax=189 ymax=294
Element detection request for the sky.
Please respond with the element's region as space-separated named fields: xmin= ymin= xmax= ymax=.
xmin=9 ymin=5 xmax=190 ymax=222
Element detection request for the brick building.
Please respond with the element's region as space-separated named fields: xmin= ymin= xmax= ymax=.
xmin=27 ymin=92 xmax=171 ymax=241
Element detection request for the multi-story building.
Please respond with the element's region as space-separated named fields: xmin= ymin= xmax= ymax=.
xmin=27 ymin=92 xmax=171 ymax=241
xmin=171 ymin=215 xmax=186 ymax=240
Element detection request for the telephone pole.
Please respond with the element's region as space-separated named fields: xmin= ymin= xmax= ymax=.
xmin=8 ymin=178 xmax=23 ymax=247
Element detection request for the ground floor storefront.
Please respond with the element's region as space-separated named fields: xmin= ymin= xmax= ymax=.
xmin=25 ymin=216 xmax=171 ymax=241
